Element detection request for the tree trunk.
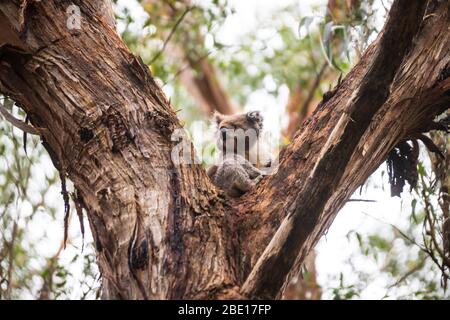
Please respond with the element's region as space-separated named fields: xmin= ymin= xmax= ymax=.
xmin=0 ymin=0 xmax=448 ymax=299
xmin=0 ymin=0 xmax=238 ymax=299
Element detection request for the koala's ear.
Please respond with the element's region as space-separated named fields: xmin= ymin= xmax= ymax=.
xmin=213 ymin=112 xmax=225 ymax=126
xmin=246 ymin=111 xmax=263 ymax=124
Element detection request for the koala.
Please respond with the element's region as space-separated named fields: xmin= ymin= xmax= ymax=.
xmin=207 ymin=111 xmax=272 ymax=198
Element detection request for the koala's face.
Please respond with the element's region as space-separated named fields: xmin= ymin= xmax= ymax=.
xmin=214 ymin=111 xmax=263 ymax=153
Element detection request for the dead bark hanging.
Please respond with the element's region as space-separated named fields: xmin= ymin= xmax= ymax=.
xmin=236 ymin=0 xmax=448 ymax=299
xmin=0 ymin=0 xmax=448 ymax=300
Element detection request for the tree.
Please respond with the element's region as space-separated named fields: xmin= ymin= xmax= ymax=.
xmin=135 ymin=0 xmax=238 ymax=116
xmin=0 ymin=0 xmax=448 ymax=299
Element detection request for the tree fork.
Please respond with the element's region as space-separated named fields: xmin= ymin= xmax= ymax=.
xmin=0 ymin=0 xmax=448 ymax=300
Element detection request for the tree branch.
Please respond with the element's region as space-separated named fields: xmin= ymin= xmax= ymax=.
xmin=0 ymin=98 xmax=41 ymax=135
xmin=148 ymin=6 xmax=194 ymax=65
xmin=240 ymin=0 xmax=430 ymax=299
xmin=0 ymin=0 xmax=448 ymax=300
xmin=285 ymin=62 xmax=328 ymax=139
xmin=0 ymin=0 xmax=238 ymax=299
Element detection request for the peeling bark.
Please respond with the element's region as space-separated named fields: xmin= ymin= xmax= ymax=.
xmin=0 ymin=0 xmax=238 ymax=299
xmin=0 ymin=0 xmax=448 ymax=300
xmin=237 ymin=0 xmax=449 ymax=298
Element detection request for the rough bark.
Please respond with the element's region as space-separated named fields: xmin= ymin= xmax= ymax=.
xmin=237 ymin=0 xmax=449 ymax=298
xmin=0 ymin=0 xmax=448 ymax=300
xmin=0 ymin=0 xmax=238 ymax=299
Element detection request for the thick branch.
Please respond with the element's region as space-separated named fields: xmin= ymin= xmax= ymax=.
xmin=238 ymin=0 xmax=443 ymax=299
xmin=0 ymin=0 xmax=239 ymax=299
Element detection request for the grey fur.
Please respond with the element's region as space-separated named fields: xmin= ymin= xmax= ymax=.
xmin=211 ymin=154 xmax=264 ymax=198
xmin=208 ymin=111 xmax=271 ymax=198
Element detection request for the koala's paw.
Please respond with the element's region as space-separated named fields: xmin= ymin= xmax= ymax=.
xmin=253 ymin=175 xmax=263 ymax=184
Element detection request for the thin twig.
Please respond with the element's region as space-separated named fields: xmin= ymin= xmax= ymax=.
xmin=387 ymin=257 xmax=426 ymax=289
xmin=360 ymin=211 xmax=424 ymax=250
xmin=0 ymin=99 xmax=40 ymax=135
xmin=148 ymin=6 xmax=194 ymax=65
xmin=347 ymin=199 xmax=377 ymax=202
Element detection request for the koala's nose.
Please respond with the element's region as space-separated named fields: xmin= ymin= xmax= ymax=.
xmin=220 ymin=128 xmax=227 ymax=139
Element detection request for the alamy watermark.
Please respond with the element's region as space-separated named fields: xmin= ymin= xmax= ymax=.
xmin=66 ymin=5 xmax=81 ymax=30
xmin=171 ymin=120 xmax=280 ymax=175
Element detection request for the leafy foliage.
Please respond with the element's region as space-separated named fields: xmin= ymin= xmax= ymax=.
xmin=0 ymin=0 xmax=448 ymax=300
xmin=0 ymin=98 xmax=99 ymax=299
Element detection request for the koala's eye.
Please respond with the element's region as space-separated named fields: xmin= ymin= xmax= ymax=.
xmin=246 ymin=111 xmax=262 ymax=123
